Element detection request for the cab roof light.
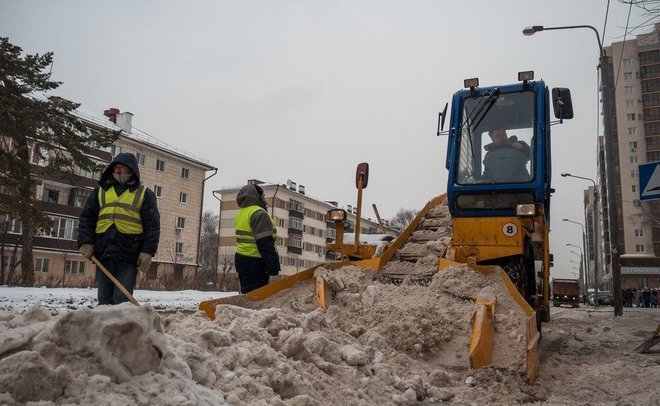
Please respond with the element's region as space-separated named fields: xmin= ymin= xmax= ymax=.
xmin=327 ymin=209 xmax=347 ymax=222
xmin=464 ymin=78 xmax=479 ymax=89
xmin=518 ymin=71 xmax=534 ymax=82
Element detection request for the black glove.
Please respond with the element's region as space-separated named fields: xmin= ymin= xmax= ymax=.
xmin=267 ymin=268 xmax=279 ymax=276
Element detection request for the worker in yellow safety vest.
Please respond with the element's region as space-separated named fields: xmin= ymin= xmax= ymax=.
xmin=78 ymin=153 xmax=160 ymax=305
xmin=235 ymin=183 xmax=280 ymax=293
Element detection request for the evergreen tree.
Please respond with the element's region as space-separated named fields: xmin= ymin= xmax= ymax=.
xmin=0 ymin=37 xmax=118 ymax=286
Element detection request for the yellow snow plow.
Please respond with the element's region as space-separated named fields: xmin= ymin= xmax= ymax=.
xmin=201 ymin=74 xmax=574 ymax=384
xmin=199 ymin=192 xmax=541 ymax=383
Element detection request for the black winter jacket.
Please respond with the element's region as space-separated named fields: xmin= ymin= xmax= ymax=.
xmin=77 ymin=152 xmax=160 ymax=263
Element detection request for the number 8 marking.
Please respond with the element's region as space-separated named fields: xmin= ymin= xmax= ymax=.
xmin=502 ymin=223 xmax=518 ymax=237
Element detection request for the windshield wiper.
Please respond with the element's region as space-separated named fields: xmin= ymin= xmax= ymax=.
xmin=471 ymin=87 xmax=500 ymax=130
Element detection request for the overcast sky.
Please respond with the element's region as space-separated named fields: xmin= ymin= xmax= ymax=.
xmin=1 ymin=0 xmax=655 ymax=279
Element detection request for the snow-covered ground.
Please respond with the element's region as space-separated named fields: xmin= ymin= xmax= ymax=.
xmin=0 ymin=274 xmax=658 ymax=405
xmin=0 ymin=286 xmax=237 ymax=313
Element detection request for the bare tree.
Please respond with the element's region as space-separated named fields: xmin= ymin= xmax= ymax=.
xmin=199 ymin=211 xmax=219 ymax=281
xmin=389 ymin=208 xmax=419 ymax=231
xmin=217 ymin=246 xmax=236 ymax=291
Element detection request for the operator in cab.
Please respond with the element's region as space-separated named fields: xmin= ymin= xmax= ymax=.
xmin=482 ymin=128 xmax=532 ymax=183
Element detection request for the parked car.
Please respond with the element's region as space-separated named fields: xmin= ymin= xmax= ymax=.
xmin=588 ymin=291 xmax=614 ymax=306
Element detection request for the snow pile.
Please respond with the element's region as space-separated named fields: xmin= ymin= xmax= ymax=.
xmin=1 ymin=263 xmax=657 ymax=405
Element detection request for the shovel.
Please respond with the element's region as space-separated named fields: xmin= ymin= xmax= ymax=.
xmin=634 ymin=324 xmax=660 ymax=354
xmin=91 ymin=256 xmax=140 ymax=306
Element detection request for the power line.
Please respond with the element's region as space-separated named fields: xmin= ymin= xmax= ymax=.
xmin=613 ymin=1 xmax=634 ymax=91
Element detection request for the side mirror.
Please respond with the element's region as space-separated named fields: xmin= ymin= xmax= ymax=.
xmin=356 ymin=162 xmax=369 ymax=189
xmin=437 ymin=102 xmax=448 ymax=136
xmin=552 ymin=88 xmax=574 ymax=120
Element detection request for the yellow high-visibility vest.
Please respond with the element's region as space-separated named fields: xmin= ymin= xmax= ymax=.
xmin=235 ymin=205 xmax=277 ymax=258
xmin=95 ymin=185 xmax=146 ymax=234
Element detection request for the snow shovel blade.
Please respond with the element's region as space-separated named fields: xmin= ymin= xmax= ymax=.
xmin=634 ymin=325 xmax=660 ymax=354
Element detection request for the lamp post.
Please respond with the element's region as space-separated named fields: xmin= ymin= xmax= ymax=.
xmin=569 ymin=250 xmax=586 ymax=292
xmin=524 ymin=24 xmax=622 ymax=317
xmin=561 ymin=173 xmax=601 ymax=309
xmin=563 ymin=218 xmax=588 ymax=297
xmin=568 ymin=242 xmax=596 ymax=307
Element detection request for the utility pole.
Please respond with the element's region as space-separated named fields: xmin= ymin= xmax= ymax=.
xmin=600 ymin=48 xmax=623 ymax=316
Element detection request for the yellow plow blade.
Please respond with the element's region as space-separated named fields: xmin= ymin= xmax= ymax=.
xmin=445 ymin=258 xmax=540 ymax=384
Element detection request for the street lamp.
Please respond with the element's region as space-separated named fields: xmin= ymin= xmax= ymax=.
xmin=561 ymin=173 xmax=601 ymax=309
xmin=567 ymin=242 xmax=595 ymax=307
xmin=562 ymin=218 xmax=588 ymax=298
xmin=525 ymin=24 xmax=622 ymax=317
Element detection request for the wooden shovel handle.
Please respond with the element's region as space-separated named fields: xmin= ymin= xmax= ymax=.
xmin=91 ymin=256 xmax=140 ymax=306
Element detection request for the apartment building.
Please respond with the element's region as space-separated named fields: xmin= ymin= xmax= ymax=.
xmin=217 ymin=179 xmax=396 ymax=276
xmin=593 ymin=23 xmax=660 ymax=289
xmin=2 ymin=107 xmax=216 ymax=287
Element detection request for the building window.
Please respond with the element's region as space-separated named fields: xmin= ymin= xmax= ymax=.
xmin=288 ymin=218 xmax=303 ymax=230
xmin=638 ymin=276 xmax=647 ymax=287
xmin=41 ymin=217 xmax=78 ymax=240
xmin=623 ymin=72 xmax=633 ymax=80
xmin=68 ymin=188 xmax=92 ymax=208
xmin=635 ymin=244 xmax=645 ymax=253
xmin=626 ymin=113 xmax=636 ymax=121
xmin=176 ymin=216 xmax=186 ymax=229
xmin=35 ymin=258 xmax=49 ymax=273
xmin=175 ymin=242 xmax=184 ymax=255
xmin=623 ymin=58 xmax=632 ymax=67
xmin=624 ymin=86 xmax=633 ymax=94
xmin=65 ymin=260 xmax=86 ymax=274
xmin=633 ymin=199 xmax=641 ymax=207
xmin=631 ymin=170 xmax=639 ymax=178
xmin=292 ymin=235 xmax=303 ymax=248
xmin=630 ymin=156 xmax=639 ymax=164
xmin=626 ymin=99 xmax=634 ymax=108
xmin=289 ymin=199 xmax=305 ymax=212
xmin=304 ymin=225 xmax=316 ymax=235
xmin=629 ymin=141 xmax=638 ymax=151
xmin=136 ymin=152 xmax=146 ymax=166
xmin=154 ymin=185 xmax=163 ymax=198
xmin=5 ymin=217 xmax=22 ymax=234
xmin=628 ymin=127 xmax=637 ymax=136
xmin=277 ymin=218 xmax=285 ymax=228
xmin=278 ymin=200 xmax=287 ymax=210
xmin=156 ymin=159 xmax=165 ymax=172
xmin=634 ymin=229 xmax=644 ymax=237
xmin=110 ymin=145 xmax=122 ymax=157
xmin=181 ymin=167 xmax=189 ymax=180
xmin=632 ymin=184 xmax=637 ymax=193
xmin=43 ymin=188 xmax=60 ymax=204
xmin=179 ymin=192 xmax=187 ymax=204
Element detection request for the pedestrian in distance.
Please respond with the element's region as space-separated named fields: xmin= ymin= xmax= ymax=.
xmin=234 ymin=183 xmax=280 ymax=294
xmin=78 ymin=152 xmax=160 ymax=305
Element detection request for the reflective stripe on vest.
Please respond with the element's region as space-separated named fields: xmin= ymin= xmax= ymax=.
xmin=96 ymin=185 xmax=146 ymax=234
xmin=235 ymin=205 xmax=277 ymax=258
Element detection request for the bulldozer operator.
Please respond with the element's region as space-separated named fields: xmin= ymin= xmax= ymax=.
xmin=482 ymin=128 xmax=532 ymax=183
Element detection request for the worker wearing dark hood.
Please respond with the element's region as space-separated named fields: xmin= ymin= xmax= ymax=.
xmin=234 ymin=184 xmax=280 ymax=293
xmin=78 ymin=152 xmax=160 ymax=305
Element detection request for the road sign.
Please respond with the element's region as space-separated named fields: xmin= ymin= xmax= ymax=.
xmin=639 ymin=161 xmax=660 ymax=201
